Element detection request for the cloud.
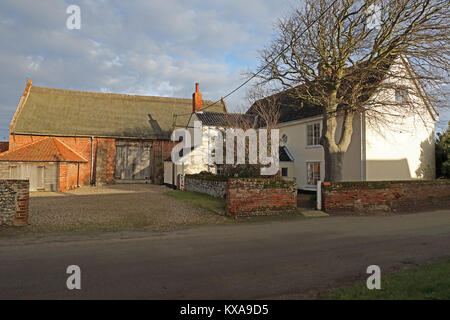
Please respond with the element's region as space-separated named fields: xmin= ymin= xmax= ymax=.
xmin=0 ymin=0 xmax=292 ymax=139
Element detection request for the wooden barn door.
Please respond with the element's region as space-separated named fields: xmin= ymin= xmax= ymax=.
xmin=115 ymin=144 xmax=151 ymax=181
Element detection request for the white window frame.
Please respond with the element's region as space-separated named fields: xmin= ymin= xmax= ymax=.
xmin=281 ymin=167 xmax=288 ymax=177
xmin=306 ymin=161 xmax=321 ymax=187
xmin=306 ymin=122 xmax=321 ymax=147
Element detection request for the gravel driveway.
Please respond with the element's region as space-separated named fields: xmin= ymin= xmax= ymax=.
xmin=1 ymin=184 xmax=228 ymax=236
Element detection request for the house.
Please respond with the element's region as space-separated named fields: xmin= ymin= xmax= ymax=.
xmin=163 ymin=108 xmax=262 ymax=186
xmin=0 ymin=80 xmax=226 ymax=191
xmin=248 ymin=57 xmax=438 ymax=190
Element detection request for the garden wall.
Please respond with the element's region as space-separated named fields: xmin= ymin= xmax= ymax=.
xmin=226 ymin=178 xmax=297 ymax=217
xmin=0 ymin=179 xmax=29 ymax=226
xmin=184 ymin=176 xmax=227 ymax=198
xmin=322 ymin=180 xmax=450 ymax=214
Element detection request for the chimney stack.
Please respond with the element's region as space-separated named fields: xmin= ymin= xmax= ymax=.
xmin=192 ymin=83 xmax=202 ymax=113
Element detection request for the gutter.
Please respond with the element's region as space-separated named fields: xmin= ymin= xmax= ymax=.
xmin=275 ymin=115 xmax=323 ymax=128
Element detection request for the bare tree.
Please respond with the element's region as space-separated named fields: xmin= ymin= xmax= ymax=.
xmin=254 ymin=0 xmax=449 ymax=181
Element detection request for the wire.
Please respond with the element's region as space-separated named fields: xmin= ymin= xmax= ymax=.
xmin=197 ymin=0 xmax=340 ymax=113
xmin=171 ymin=0 xmax=340 ymax=127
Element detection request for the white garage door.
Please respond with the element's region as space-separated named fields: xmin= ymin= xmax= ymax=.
xmin=9 ymin=164 xmax=57 ymax=191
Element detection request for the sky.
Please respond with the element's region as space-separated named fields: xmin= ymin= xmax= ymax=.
xmin=0 ymin=0 xmax=292 ymax=140
xmin=0 ymin=0 xmax=448 ymax=141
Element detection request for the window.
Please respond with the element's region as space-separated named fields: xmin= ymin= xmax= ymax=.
xmin=307 ymin=162 xmax=321 ymax=186
xmin=307 ymin=123 xmax=321 ymax=146
xmin=281 ymin=167 xmax=288 ymax=177
xmin=395 ymin=89 xmax=409 ymax=104
xmin=281 ymin=134 xmax=288 ymax=145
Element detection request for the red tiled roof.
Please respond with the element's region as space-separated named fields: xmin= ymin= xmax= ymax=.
xmin=0 ymin=138 xmax=88 ymax=163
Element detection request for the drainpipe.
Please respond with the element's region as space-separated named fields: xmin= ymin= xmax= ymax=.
xmin=77 ymin=163 xmax=80 ymax=187
xmin=90 ymin=136 xmax=95 ymax=185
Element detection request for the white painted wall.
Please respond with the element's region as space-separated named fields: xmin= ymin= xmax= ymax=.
xmin=183 ymin=114 xmax=219 ymax=175
xmin=278 ymin=114 xmax=362 ymax=190
xmin=365 ymin=60 xmax=436 ymax=180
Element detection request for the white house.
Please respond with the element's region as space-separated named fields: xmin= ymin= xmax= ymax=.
xmin=251 ymin=57 xmax=438 ymax=190
xmin=164 ymin=59 xmax=438 ymax=190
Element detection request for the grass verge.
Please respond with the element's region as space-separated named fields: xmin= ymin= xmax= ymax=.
xmin=325 ymin=259 xmax=450 ymax=300
xmin=166 ymin=190 xmax=226 ymax=215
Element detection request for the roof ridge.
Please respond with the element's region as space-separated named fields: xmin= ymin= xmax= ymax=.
xmin=31 ymin=86 xmax=217 ymax=104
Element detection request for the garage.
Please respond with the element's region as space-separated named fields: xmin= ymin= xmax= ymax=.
xmin=0 ymin=137 xmax=88 ymax=191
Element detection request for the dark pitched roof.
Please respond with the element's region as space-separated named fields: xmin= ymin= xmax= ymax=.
xmin=0 ymin=137 xmax=88 ymax=163
xmin=247 ymin=57 xmax=397 ymax=124
xmin=248 ymin=91 xmax=324 ymax=124
xmin=10 ymin=85 xmax=227 ymax=139
xmin=195 ymin=112 xmax=256 ymax=127
xmin=279 ymin=146 xmax=294 ymax=162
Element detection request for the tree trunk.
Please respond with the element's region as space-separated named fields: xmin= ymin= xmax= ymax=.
xmin=321 ymin=93 xmax=354 ymax=182
xmin=328 ymin=151 xmax=345 ymax=181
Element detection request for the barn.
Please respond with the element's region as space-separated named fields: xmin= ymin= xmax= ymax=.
xmin=0 ymin=79 xmax=226 ymax=191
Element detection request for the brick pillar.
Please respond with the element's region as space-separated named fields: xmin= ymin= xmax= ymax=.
xmin=14 ymin=180 xmax=29 ymax=226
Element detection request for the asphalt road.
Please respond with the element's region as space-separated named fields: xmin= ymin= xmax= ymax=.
xmin=1 ymin=210 xmax=450 ymax=299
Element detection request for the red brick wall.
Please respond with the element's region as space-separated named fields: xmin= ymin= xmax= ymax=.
xmin=226 ymin=178 xmax=297 ymax=217
xmin=15 ymin=180 xmax=29 ymax=226
xmin=0 ymin=142 xmax=8 ymax=153
xmin=95 ymin=138 xmax=116 ymax=185
xmin=322 ymin=180 xmax=450 ymax=214
xmin=0 ymin=179 xmax=29 ymax=226
xmin=58 ymin=163 xmax=81 ymax=191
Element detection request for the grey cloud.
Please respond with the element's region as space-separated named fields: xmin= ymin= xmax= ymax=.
xmin=0 ymin=0 xmax=291 ymax=139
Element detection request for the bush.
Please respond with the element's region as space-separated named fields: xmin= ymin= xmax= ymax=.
xmin=436 ymin=122 xmax=450 ymax=178
xmin=186 ymin=171 xmax=228 ymax=181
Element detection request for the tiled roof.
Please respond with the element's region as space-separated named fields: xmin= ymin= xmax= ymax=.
xmin=195 ymin=112 xmax=256 ymax=127
xmin=0 ymin=138 xmax=88 ymax=163
xmin=247 ymin=58 xmax=397 ymax=124
xmin=11 ymin=85 xmax=227 ymax=139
